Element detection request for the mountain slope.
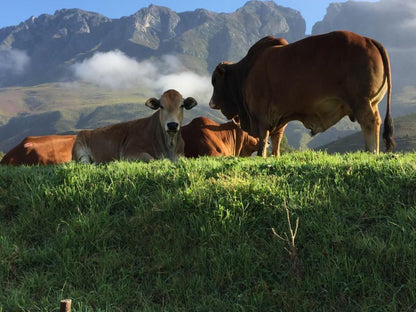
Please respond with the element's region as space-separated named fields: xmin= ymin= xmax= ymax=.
xmin=0 ymin=1 xmax=305 ymax=87
xmin=318 ymin=113 xmax=416 ymax=153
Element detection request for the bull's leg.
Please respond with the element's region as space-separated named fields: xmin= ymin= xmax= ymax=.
xmin=257 ymin=128 xmax=270 ymax=157
xmin=357 ymin=105 xmax=381 ymax=154
xmin=270 ymin=124 xmax=287 ymax=157
xmin=72 ymin=143 xmax=92 ymax=164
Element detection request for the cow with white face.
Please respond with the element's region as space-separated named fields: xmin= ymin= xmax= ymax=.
xmin=72 ymin=89 xmax=197 ymax=164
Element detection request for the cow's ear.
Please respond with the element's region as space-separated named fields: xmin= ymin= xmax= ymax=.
xmin=232 ymin=115 xmax=241 ymax=126
xmin=183 ymin=97 xmax=197 ymax=110
xmin=145 ymin=98 xmax=160 ymax=110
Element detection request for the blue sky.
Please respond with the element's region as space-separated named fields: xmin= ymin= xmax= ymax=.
xmin=0 ymin=0 xmax=379 ymax=34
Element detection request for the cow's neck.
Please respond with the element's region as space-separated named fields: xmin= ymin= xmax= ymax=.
xmin=226 ymin=63 xmax=252 ymax=133
xmin=153 ymin=112 xmax=180 ymax=161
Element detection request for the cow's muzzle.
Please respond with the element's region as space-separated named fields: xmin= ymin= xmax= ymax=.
xmin=167 ymin=122 xmax=179 ymax=133
xmin=209 ymin=98 xmax=219 ymax=109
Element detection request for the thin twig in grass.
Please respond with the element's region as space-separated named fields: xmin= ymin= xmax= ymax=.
xmin=272 ymin=202 xmax=303 ymax=278
xmin=272 ymin=202 xmax=299 ymax=257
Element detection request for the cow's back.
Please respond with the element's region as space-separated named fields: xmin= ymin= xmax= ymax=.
xmin=181 ymin=117 xmax=224 ymax=157
xmin=244 ymin=31 xmax=387 ymax=135
xmin=73 ymin=114 xmax=162 ymax=163
xmin=249 ymin=31 xmax=385 ymax=108
xmin=73 ymin=119 xmax=137 ymax=163
xmin=182 ymin=117 xmax=243 ymax=157
xmin=1 ymin=135 xmax=76 ymax=166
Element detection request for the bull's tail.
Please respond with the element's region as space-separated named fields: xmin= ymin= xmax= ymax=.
xmin=372 ymin=39 xmax=395 ymax=152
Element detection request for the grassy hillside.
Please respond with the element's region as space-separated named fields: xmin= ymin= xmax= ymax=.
xmin=1 ymin=152 xmax=416 ymax=311
xmin=0 ymin=83 xmax=145 ymax=116
xmin=318 ymin=113 xmax=416 ymax=153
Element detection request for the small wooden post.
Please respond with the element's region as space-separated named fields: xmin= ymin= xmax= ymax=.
xmin=60 ymin=299 xmax=72 ymax=312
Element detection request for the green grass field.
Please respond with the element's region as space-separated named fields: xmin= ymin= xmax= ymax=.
xmin=1 ymin=152 xmax=416 ymax=311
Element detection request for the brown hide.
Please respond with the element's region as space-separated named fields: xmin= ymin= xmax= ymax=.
xmin=0 ymin=135 xmax=76 ymax=166
xmin=209 ymin=31 xmax=394 ymax=156
xmin=181 ymin=117 xmax=259 ymax=157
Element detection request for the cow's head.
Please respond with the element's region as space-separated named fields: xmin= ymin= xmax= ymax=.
xmin=241 ymin=135 xmax=260 ymax=156
xmin=209 ymin=62 xmax=237 ymax=120
xmin=146 ymin=89 xmax=197 ymax=138
xmin=232 ymin=116 xmax=259 ymax=156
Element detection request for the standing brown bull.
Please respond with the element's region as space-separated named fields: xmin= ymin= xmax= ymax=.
xmin=72 ymin=89 xmax=197 ymax=164
xmin=181 ymin=116 xmax=259 ymax=157
xmin=0 ymin=135 xmax=76 ymax=166
xmin=209 ymin=31 xmax=394 ymax=156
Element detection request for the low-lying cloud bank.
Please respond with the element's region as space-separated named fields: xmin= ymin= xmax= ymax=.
xmin=0 ymin=49 xmax=30 ymax=78
xmin=71 ymin=50 xmax=212 ymax=104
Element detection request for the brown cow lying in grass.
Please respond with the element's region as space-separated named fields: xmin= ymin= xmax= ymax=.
xmin=72 ymin=89 xmax=197 ymax=164
xmin=0 ymin=135 xmax=76 ymax=166
xmin=181 ymin=116 xmax=259 ymax=157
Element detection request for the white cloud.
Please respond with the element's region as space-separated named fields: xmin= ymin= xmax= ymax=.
xmin=0 ymin=49 xmax=30 ymax=76
xmin=71 ymin=50 xmax=212 ymax=104
xmin=71 ymin=50 xmax=154 ymax=90
xmin=155 ymin=71 xmax=212 ymax=103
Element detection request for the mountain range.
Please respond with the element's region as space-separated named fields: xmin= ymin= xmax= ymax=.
xmin=0 ymin=0 xmax=415 ymax=153
xmin=0 ymin=1 xmax=305 ymax=86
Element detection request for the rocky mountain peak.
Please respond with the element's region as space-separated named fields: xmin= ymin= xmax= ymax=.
xmin=238 ymin=0 xmax=282 ymax=13
xmin=129 ymin=5 xmax=180 ymax=40
xmin=233 ymin=0 xmax=305 ymax=43
xmin=24 ymin=9 xmax=111 ymax=30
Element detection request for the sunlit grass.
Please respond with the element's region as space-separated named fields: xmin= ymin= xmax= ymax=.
xmin=1 ymin=151 xmax=416 ymax=311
